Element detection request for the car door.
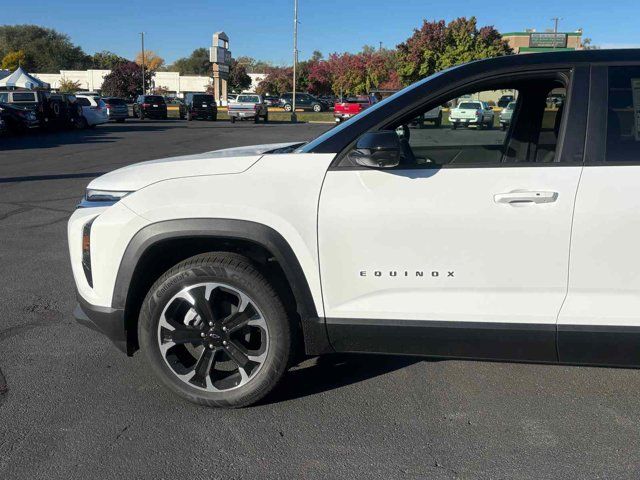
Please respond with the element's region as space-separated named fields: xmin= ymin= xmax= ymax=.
xmin=558 ymin=64 xmax=640 ymax=366
xmin=318 ymin=67 xmax=588 ymax=361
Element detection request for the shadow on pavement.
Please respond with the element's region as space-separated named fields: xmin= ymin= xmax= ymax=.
xmin=0 ymin=367 xmax=7 ymax=396
xmin=0 ymin=122 xmax=181 ymax=151
xmin=264 ymin=353 xmax=423 ymax=404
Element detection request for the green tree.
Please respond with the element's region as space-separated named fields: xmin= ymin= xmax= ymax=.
xmin=100 ymin=61 xmax=149 ymax=98
xmin=168 ymin=48 xmax=211 ymax=75
xmin=91 ymin=50 xmax=128 ymax=69
xmin=228 ymin=59 xmax=251 ymax=93
xmin=58 ymin=77 xmax=82 ymax=93
xmin=235 ymin=56 xmax=273 ymax=73
xmin=396 ymin=17 xmax=512 ymax=86
xmin=0 ymin=25 xmax=90 ymax=72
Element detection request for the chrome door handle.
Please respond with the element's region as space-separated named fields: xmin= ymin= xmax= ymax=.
xmin=494 ymin=190 xmax=558 ymax=205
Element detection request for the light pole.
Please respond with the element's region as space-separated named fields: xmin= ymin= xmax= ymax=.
xmin=291 ymin=0 xmax=298 ymax=123
xmin=140 ymin=32 xmax=146 ymax=94
xmin=551 ymin=17 xmax=561 ymax=49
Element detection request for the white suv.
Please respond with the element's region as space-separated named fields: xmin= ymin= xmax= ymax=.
xmin=69 ymin=50 xmax=640 ymax=407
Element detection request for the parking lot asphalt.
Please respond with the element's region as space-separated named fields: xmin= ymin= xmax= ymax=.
xmin=2 ymin=120 xmax=640 ymax=480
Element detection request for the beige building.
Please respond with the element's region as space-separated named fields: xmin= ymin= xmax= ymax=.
xmin=502 ymin=30 xmax=583 ymax=54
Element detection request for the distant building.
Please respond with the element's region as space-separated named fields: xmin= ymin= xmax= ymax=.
xmin=502 ymin=29 xmax=583 ymax=54
xmin=30 ymin=70 xmax=266 ymax=97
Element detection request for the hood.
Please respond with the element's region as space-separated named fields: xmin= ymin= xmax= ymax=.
xmin=88 ymin=142 xmax=303 ymax=192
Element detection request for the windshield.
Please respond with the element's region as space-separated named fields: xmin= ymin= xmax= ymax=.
xmin=458 ymin=102 xmax=481 ymax=109
xmin=237 ymin=95 xmax=260 ymax=103
xmin=193 ymin=95 xmax=214 ymax=103
xmin=299 ymin=66 xmax=461 ymax=153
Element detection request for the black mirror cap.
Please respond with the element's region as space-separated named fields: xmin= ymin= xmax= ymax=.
xmin=349 ymin=131 xmax=401 ymax=168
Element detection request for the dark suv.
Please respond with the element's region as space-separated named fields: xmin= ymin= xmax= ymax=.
xmin=183 ymin=93 xmax=217 ymax=121
xmin=279 ymin=92 xmax=325 ymax=112
xmin=132 ymin=95 xmax=168 ymax=120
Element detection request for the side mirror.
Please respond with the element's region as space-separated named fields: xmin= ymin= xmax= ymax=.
xmin=348 ymin=131 xmax=401 ymax=169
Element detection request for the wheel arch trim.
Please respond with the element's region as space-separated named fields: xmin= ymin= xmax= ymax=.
xmin=112 ymin=218 xmax=332 ymax=355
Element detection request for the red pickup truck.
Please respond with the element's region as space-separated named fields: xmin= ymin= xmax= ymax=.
xmin=333 ymin=95 xmax=374 ymax=123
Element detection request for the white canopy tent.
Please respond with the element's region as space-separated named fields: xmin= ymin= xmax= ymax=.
xmin=0 ymin=67 xmax=49 ymax=90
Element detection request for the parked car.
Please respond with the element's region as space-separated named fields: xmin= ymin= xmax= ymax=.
xmin=547 ymin=92 xmax=566 ymax=108
xmin=228 ymin=94 xmax=268 ymax=123
xmin=263 ymin=95 xmax=280 ymax=107
xmin=449 ymin=100 xmax=494 ymax=129
xmin=499 ymin=101 xmax=517 ymax=130
xmin=0 ymin=90 xmax=80 ymax=129
xmin=497 ymin=94 xmax=515 ymax=108
xmin=0 ymin=102 xmax=39 ymax=133
xmin=183 ymin=93 xmax=217 ymax=121
xmin=75 ymin=94 xmax=109 ymax=128
xmin=279 ymin=92 xmax=325 ymax=112
xmin=102 ymin=97 xmax=128 ymax=122
xmin=69 ymin=49 xmax=640 ymax=409
xmin=413 ymin=105 xmax=444 ymax=128
xmin=132 ymin=95 xmax=168 ymax=120
xmin=333 ymin=95 xmax=373 ymax=122
xmin=164 ymin=97 xmax=186 ymax=119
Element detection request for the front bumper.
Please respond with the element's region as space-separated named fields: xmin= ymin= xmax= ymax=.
xmin=74 ymin=292 xmax=127 ymax=354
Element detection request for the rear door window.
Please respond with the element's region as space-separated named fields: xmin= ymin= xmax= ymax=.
xmin=606 ymin=66 xmax=640 ymax=162
xmin=76 ymin=97 xmax=91 ymax=106
xmin=193 ymin=95 xmax=214 ymax=103
xmin=145 ymin=96 xmax=165 ymax=104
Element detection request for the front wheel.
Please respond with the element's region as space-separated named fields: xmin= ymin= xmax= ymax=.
xmin=312 ymin=103 xmax=322 ymax=112
xmin=138 ymin=253 xmax=292 ymax=408
xmin=283 ymin=103 xmax=292 ymax=112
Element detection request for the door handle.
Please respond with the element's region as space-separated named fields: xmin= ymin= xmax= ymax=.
xmin=494 ymin=190 xmax=558 ymax=205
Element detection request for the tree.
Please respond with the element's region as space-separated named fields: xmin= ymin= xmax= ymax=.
xmin=234 ymin=56 xmax=272 ymax=73
xmin=0 ymin=25 xmax=90 ymax=72
xmin=1 ymin=50 xmax=29 ymax=70
xmin=152 ymin=85 xmax=170 ymax=95
xmin=396 ymin=17 xmax=512 ymax=86
xmin=100 ymin=61 xmax=149 ymax=98
xmin=135 ymin=50 xmax=164 ymax=72
xmin=58 ymin=77 xmax=82 ymax=93
xmin=92 ymin=50 xmax=128 ymax=69
xmin=168 ymin=48 xmax=210 ymax=75
xmin=582 ymin=37 xmax=599 ymax=50
xmin=228 ymin=59 xmax=251 ymax=93
xmin=256 ymin=67 xmax=293 ymax=96
xmin=310 ymin=50 xmax=323 ymax=62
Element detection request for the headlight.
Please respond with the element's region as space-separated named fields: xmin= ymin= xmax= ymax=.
xmin=78 ymin=189 xmax=133 ymax=208
xmin=85 ymin=189 xmax=132 ymax=202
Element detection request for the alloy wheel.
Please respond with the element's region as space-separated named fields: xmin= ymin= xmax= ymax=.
xmin=157 ymin=282 xmax=269 ymax=392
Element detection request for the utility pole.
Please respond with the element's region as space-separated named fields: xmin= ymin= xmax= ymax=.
xmin=140 ymin=32 xmax=146 ymax=94
xmin=551 ymin=17 xmax=561 ymax=49
xmin=291 ymin=0 xmax=298 ymax=123
xmin=379 ymin=41 xmax=382 ymax=51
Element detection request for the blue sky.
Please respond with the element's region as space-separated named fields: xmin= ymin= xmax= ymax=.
xmin=3 ymin=0 xmax=639 ymax=65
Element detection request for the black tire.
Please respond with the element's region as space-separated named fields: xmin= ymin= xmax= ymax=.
xmin=230 ymin=116 xmax=236 ymax=123
xmin=264 ymin=113 xmax=268 ymax=123
xmin=116 ymin=118 xmax=126 ymax=123
xmin=254 ymin=115 xmax=260 ymax=124
xmin=485 ymin=119 xmax=493 ymax=130
xmin=501 ymin=124 xmax=507 ymax=131
xmin=283 ymin=103 xmax=292 ymax=112
xmin=78 ymin=116 xmax=89 ymax=129
xmin=138 ymin=252 xmax=292 ymax=408
xmin=138 ymin=109 xmax=145 ymax=120
xmin=187 ymin=112 xmax=192 ymax=121
xmin=451 ymin=123 xmax=457 ymax=130
xmin=435 ymin=113 xmax=442 ymax=128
